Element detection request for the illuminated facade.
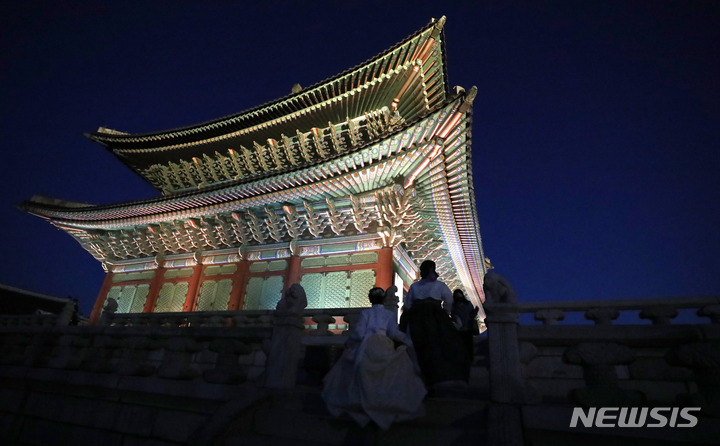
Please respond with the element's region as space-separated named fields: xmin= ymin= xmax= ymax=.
xmin=22 ymin=17 xmax=488 ymax=324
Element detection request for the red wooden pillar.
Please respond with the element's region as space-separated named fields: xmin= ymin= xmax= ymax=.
xmin=182 ymin=264 xmax=205 ymax=312
xmin=228 ymin=260 xmax=250 ymax=311
xmin=285 ymin=255 xmax=302 ymax=288
xmin=89 ymin=272 xmax=115 ymax=325
xmin=142 ymin=266 xmax=166 ymax=313
xmin=375 ymin=247 xmax=394 ymax=290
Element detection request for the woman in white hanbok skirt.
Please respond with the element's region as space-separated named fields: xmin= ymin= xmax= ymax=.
xmin=321 ymin=287 xmax=426 ymax=430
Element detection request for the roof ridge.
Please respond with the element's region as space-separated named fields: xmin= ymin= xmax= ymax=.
xmin=86 ymin=17 xmax=445 ymax=143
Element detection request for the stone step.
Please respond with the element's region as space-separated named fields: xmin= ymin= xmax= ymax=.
xmin=245 ymin=391 xmax=488 ymax=444
xmin=221 ymin=386 xmax=489 ymax=445
xmin=253 ymin=405 xmax=352 ymax=445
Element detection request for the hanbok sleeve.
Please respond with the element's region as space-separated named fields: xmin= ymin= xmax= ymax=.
xmin=404 ymin=284 xmax=415 ymax=310
xmin=440 ymin=282 xmax=453 ymax=314
xmin=385 ymin=311 xmax=410 ymax=344
xmin=348 ymin=310 xmax=369 ymax=345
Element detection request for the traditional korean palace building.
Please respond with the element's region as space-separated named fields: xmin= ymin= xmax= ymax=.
xmin=21 ymin=17 xmax=488 ymax=324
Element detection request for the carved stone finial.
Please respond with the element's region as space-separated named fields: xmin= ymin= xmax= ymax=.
xmin=458 ymin=86 xmax=477 ymax=113
xmin=483 ymin=271 xmax=516 ymax=304
xmin=103 ymin=298 xmax=118 ymax=314
xmin=384 ymin=285 xmax=399 ymax=311
xmin=276 ymin=283 xmax=307 ymax=314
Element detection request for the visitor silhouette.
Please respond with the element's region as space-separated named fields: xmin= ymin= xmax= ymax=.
xmin=401 ymin=260 xmax=467 ymax=389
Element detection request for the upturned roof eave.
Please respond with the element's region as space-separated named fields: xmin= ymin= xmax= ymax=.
xmin=85 ymin=17 xmax=447 ymax=148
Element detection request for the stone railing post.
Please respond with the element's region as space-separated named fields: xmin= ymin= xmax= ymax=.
xmin=485 ymin=301 xmax=524 ymax=403
xmin=534 ymin=309 xmax=564 ymax=325
xmin=585 ymin=308 xmax=619 ymax=325
xmin=99 ymin=298 xmax=118 ymax=326
xmin=342 ymin=311 xmax=361 ymax=335
xmin=55 ymin=299 xmax=76 ymax=326
xmin=483 ymin=271 xmax=526 ymax=446
xmin=639 ymin=306 xmax=678 ymax=325
xmin=264 ymin=283 xmax=307 ymax=389
xmin=310 ymin=314 xmax=335 ymax=336
xmin=697 ymin=305 xmax=720 ymax=324
xmin=384 ymin=285 xmax=399 ymax=318
xmin=484 ymin=272 xmax=527 ymax=404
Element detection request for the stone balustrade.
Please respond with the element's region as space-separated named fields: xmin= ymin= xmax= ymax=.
xmin=102 ymin=307 xmax=364 ymax=332
xmin=0 ymin=307 xmax=365 ymax=388
xmin=2 ymin=295 xmax=720 ymax=445
xmin=517 ymin=296 xmax=720 ymax=326
xmin=484 ymin=295 xmax=720 ymax=413
xmin=0 ymin=313 xmax=62 ymax=327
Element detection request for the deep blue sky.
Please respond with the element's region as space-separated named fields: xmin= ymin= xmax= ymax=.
xmin=1 ymin=1 xmax=718 ymax=316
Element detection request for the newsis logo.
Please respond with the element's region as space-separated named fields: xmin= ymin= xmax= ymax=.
xmin=570 ymin=407 xmax=701 ymax=428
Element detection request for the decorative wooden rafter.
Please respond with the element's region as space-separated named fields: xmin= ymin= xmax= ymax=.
xmin=143 ymin=107 xmax=400 ymax=194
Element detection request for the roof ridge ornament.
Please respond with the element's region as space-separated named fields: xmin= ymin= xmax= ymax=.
xmin=458 ymin=86 xmax=478 ymax=114
xmin=431 ymin=16 xmax=447 ymax=37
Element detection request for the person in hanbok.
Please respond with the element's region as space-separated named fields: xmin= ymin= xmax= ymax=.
xmin=402 ymin=260 xmax=467 ymax=387
xmin=451 ymin=289 xmax=479 ymax=381
xmin=321 ymin=287 xmax=426 ymax=430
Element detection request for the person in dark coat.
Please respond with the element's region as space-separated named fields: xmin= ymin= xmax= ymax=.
xmin=401 ymin=260 xmax=466 ymax=387
xmin=451 ymin=289 xmax=479 ymax=379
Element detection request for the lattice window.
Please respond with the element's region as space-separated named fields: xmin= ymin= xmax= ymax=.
xmin=259 ymin=276 xmax=284 ymax=310
xmin=242 ymin=276 xmax=284 ymax=310
xmin=214 ymin=279 xmax=233 ymax=310
xmin=243 ymin=277 xmax=263 ymax=310
xmin=196 ymin=279 xmax=233 ymax=311
xmin=106 ymin=286 xmax=121 ymax=310
xmin=349 ymin=269 xmax=376 ymax=307
xmin=129 ymin=284 xmax=150 ymax=313
xmin=301 ymin=273 xmax=324 ymax=308
xmin=117 ymin=287 xmax=136 ymax=313
xmin=107 ymin=284 xmax=150 ymax=314
xmin=299 ymin=270 xmax=374 ymax=309
xmin=155 ymin=282 xmax=189 ymax=313
xmin=324 ymin=271 xmax=348 ymax=308
xmin=196 ymin=281 xmax=216 ymax=311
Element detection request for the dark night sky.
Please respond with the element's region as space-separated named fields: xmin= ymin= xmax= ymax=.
xmin=1 ymin=1 xmax=718 ymax=317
